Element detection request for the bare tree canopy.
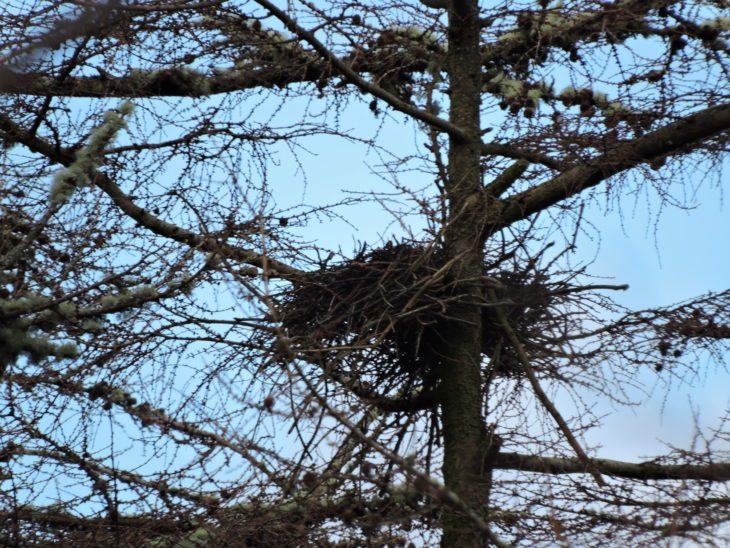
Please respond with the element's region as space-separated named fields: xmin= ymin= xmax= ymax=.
xmin=0 ymin=0 xmax=728 ymax=546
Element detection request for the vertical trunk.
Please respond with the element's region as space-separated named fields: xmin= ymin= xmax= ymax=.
xmin=440 ymin=1 xmax=490 ymax=546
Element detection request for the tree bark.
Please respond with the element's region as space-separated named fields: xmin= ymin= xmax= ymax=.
xmin=494 ymin=452 xmax=730 ymax=482
xmin=439 ymin=1 xmax=490 ymax=545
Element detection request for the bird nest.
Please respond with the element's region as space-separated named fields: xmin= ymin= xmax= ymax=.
xmin=277 ymin=242 xmax=556 ymax=399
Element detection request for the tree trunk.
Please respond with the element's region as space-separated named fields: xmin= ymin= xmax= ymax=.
xmin=440 ymin=1 xmax=491 ymax=546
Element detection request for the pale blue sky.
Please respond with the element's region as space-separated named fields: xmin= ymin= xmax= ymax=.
xmin=4 ymin=1 xmax=728 ymax=526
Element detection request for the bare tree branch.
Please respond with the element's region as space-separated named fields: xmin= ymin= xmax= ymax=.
xmin=0 ymin=112 xmax=303 ymax=279
xmin=495 ymin=452 xmax=730 ymax=482
xmin=485 ymin=102 xmax=730 ymax=234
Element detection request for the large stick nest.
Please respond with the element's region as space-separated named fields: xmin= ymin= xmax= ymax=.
xmin=278 ymin=242 xmax=560 ymax=398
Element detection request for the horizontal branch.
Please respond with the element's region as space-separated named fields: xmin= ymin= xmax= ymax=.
xmin=0 ymin=482 xmax=437 ymax=542
xmin=0 ymin=508 xmax=184 ymax=536
xmin=0 ymin=60 xmax=327 ymax=98
xmin=495 ymin=452 xmax=730 ymax=481
xmin=479 ymin=0 xmax=676 ymax=68
xmin=0 ymin=1 xmax=671 ymax=103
